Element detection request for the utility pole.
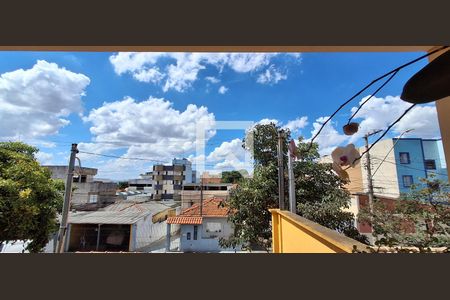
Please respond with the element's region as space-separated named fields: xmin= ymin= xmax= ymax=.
xmin=199 ymin=175 xmax=203 ymax=216
xmin=277 ymin=130 xmax=285 ymax=210
xmin=56 ymin=143 xmax=78 ymax=253
xmin=287 ymin=140 xmax=297 ymax=214
xmin=363 ymin=130 xmax=382 ymax=213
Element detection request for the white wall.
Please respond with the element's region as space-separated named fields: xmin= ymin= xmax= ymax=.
xmin=133 ymin=215 xmax=180 ymax=250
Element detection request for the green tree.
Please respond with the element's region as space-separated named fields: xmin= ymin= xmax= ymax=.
xmin=221 ymin=171 xmax=244 ymax=184
xmin=294 ymin=137 xmax=366 ymax=242
xmin=358 ymin=175 xmax=450 ymax=252
xmin=0 ymin=142 xmax=64 ymax=252
xmin=220 ymin=123 xmax=366 ymax=251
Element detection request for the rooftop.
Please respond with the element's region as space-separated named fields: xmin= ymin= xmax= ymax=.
xmin=68 ymin=211 xmax=149 ymax=225
xmin=167 ymin=198 xmax=229 ymax=225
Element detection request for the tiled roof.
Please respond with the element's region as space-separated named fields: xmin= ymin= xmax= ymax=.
xmin=180 ymin=197 xmax=229 ymax=217
xmin=167 ymin=216 xmax=203 ymax=225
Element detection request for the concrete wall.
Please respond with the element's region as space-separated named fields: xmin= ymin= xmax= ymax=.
xmin=270 ymin=209 xmax=368 ymax=253
xmin=72 ymin=181 xmax=118 ymax=205
xmin=179 ymin=217 xmax=236 ymax=252
xmin=133 ymin=215 xmax=180 ymax=250
xmin=362 ymin=139 xmax=401 ymax=198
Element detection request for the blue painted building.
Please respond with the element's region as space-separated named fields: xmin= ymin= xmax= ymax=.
xmin=392 ymin=138 xmax=447 ymax=194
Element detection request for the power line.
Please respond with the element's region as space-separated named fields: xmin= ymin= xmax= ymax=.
xmin=347 ymin=104 xmax=417 ymax=168
xmin=305 ymin=45 xmax=449 ymax=153
xmin=77 ymin=151 xmax=169 ymax=164
xmin=370 ymin=158 xmax=448 ymax=177
xmin=347 ymin=70 xmax=399 ymax=124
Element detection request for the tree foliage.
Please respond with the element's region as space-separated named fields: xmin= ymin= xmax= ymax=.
xmin=220 ymin=123 xmax=367 ymax=251
xmin=358 ymin=175 xmax=450 ymax=251
xmin=0 ymin=142 xmax=64 ymax=252
xmin=221 ymin=171 xmax=244 ymax=184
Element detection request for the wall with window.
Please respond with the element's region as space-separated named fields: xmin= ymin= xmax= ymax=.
xmin=422 ymin=140 xmax=448 ymax=182
xmin=393 ymin=139 xmax=428 ymax=194
xmin=179 ymin=218 xmax=236 ymax=252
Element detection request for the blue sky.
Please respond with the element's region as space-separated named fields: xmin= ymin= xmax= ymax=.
xmin=0 ymin=51 xmax=441 ymax=180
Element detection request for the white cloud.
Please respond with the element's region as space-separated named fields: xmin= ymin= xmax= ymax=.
xmin=349 ymin=95 xmax=441 ymax=141
xmin=0 ymin=60 xmax=90 ymax=139
xmin=257 ymin=65 xmax=287 ymax=85
xmin=257 ymin=118 xmax=280 ymax=126
xmin=82 ymin=96 xmax=216 ymax=162
xmin=132 ymin=67 xmax=165 ymax=83
xmin=109 ymin=52 xmax=298 ymax=92
xmin=308 ymin=116 xmax=349 ymax=155
xmin=206 ymin=138 xmax=252 ymax=171
xmin=35 ymin=151 xmax=53 ymax=165
xmin=218 ymin=85 xmax=228 ymax=94
xmin=205 ymin=76 xmax=220 ymax=84
xmin=283 ymin=116 xmax=308 ymax=135
xmin=207 ymin=138 xmax=245 ymax=162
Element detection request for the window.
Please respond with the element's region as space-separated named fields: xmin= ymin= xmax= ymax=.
xmin=193 ymin=226 xmax=198 ymax=240
xmin=80 ymin=175 xmax=87 ymax=183
xmin=399 ymin=152 xmax=410 ymax=164
xmin=402 ymin=175 xmax=414 ymax=187
xmin=186 ymin=232 xmax=191 ymax=240
xmin=89 ymin=194 xmax=98 ymax=203
xmin=425 ymin=159 xmax=436 ymax=170
xmin=206 ymin=222 xmax=222 ymax=233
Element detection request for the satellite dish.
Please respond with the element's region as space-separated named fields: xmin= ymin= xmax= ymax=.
xmin=401 ymin=50 xmax=450 ymax=104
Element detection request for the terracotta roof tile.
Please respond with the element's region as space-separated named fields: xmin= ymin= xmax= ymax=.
xmin=167 ymin=216 xmax=203 ymax=225
xmin=180 ymin=197 xmax=229 ymax=217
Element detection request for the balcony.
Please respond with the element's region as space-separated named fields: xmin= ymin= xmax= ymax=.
xmin=270 ymin=209 xmax=368 ymax=253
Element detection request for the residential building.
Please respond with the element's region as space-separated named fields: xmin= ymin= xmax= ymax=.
xmin=64 ymin=199 xmax=180 ymax=252
xmin=321 ymin=138 xmax=448 ymax=199
xmin=166 ymin=198 xmax=238 ymax=252
xmin=152 ymin=158 xmax=197 ymax=201
xmin=181 ymin=182 xmax=233 ymax=209
xmin=128 ymin=171 xmax=153 ymax=194
xmin=44 ymin=165 xmax=119 ymax=207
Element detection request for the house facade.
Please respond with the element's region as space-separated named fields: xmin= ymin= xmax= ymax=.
xmin=166 ymin=198 xmax=238 ymax=252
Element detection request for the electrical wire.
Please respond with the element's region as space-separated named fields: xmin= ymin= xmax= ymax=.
xmin=346 ymin=104 xmax=417 ymax=168
xmin=305 ymin=45 xmax=449 ymax=154
xmin=347 ymin=70 xmax=399 ymax=124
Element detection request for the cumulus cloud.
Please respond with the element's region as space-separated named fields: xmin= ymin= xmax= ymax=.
xmin=349 ymin=95 xmax=441 ymax=141
xmin=257 ymin=65 xmax=287 ymax=85
xmin=308 ymin=116 xmax=349 ymax=155
xmin=0 ymin=60 xmax=90 ymax=139
xmin=109 ymin=52 xmax=299 ymax=92
xmin=205 ymin=76 xmax=220 ymax=84
xmin=35 ymin=151 xmax=53 ymax=165
xmin=283 ymin=116 xmax=308 ymax=135
xmin=257 ymin=118 xmax=280 ymax=126
xmin=218 ymin=85 xmax=228 ymax=94
xmin=82 ymin=96 xmax=216 ymax=162
xmin=206 ymin=138 xmax=252 ymax=171
xmin=306 ymin=95 xmax=441 ymax=155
